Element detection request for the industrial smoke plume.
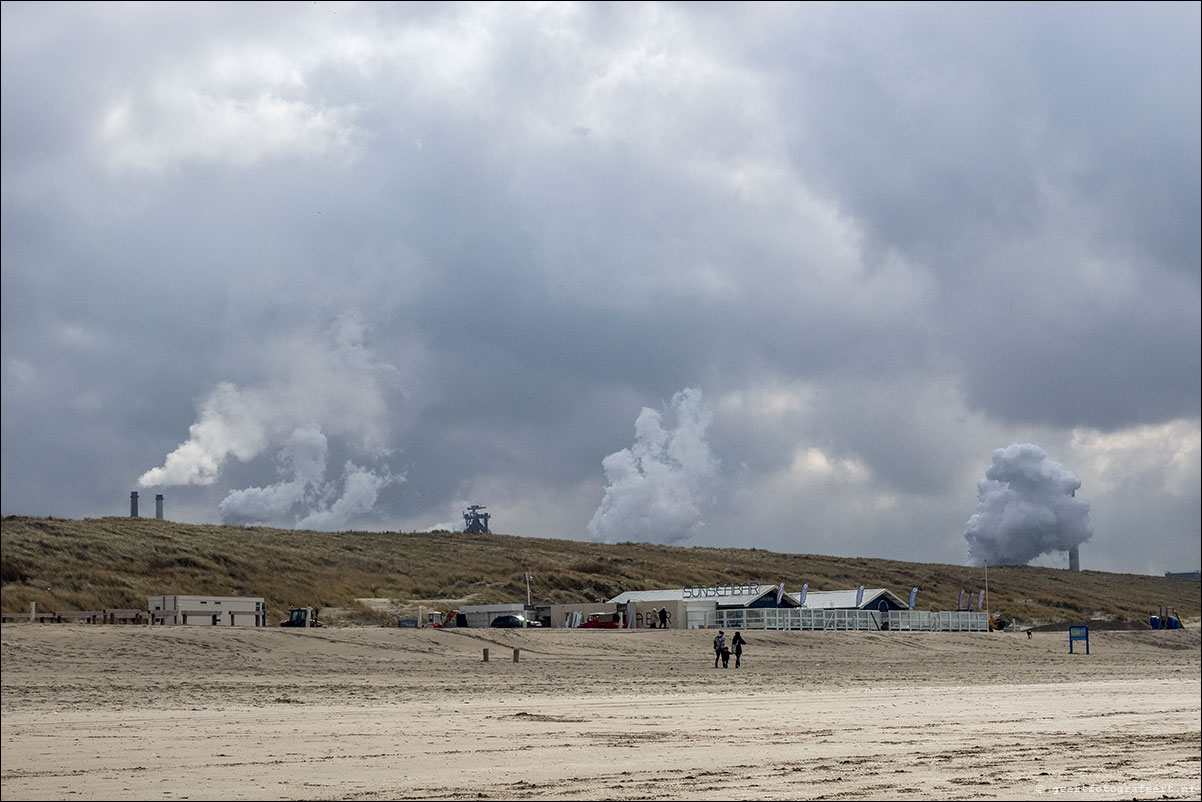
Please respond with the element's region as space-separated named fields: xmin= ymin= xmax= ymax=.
xmin=216 ymin=426 xmax=400 ymax=530
xmin=588 ymin=388 xmax=719 ymax=545
xmin=136 ymin=314 xmax=400 ymax=529
xmin=964 ymin=443 xmax=1093 ymax=566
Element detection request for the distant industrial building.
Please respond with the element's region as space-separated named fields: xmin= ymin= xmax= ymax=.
xmin=1164 ymin=570 xmax=1201 ymax=580
xmin=463 ymin=505 xmax=490 ymax=533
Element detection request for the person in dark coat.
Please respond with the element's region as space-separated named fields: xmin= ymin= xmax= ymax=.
xmin=731 ymin=631 xmax=747 ymax=668
xmin=713 ymin=630 xmax=726 ymax=668
xmin=658 ymin=607 xmax=669 ymax=629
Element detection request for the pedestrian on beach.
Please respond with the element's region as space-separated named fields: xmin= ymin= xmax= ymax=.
xmin=731 ymin=631 xmax=746 ymax=668
xmin=713 ymin=630 xmax=726 ymax=668
xmin=658 ymin=607 xmax=669 ymax=629
xmin=649 ymin=607 xmax=658 ymax=628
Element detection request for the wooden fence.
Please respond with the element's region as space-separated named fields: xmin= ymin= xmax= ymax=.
xmin=2 ymin=607 xmax=266 ymax=626
xmin=1 ymin=608 xmax=151 ymax=624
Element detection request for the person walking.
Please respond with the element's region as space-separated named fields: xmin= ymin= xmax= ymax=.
xmin=713 ymin=630 xmax=726 ymax=668
xmin=658 ymin=607 xmax=669 ymax=629
xmin=731 ymin=631 xmax=747 ymax=668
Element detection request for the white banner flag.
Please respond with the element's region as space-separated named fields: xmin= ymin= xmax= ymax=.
xmin=855 ymin=584 xmax=865 ymax=607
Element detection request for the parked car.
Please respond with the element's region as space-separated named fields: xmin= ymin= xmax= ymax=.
xmin=490 ymin=614 xmax=542 ymax=628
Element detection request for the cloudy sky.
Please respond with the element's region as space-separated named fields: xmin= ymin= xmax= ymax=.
xmin=3 ymin=2 xmax=1198 ymax=575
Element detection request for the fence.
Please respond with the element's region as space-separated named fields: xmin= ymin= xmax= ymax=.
xmin=887 ymin=610 xmax=989 ymax=631
xmin=706 ymin=608 xmax=989 ymax=632
xmin=2 ymin=606 xmax=266 ymax=626
xmin=708 ymin=608 xmax=883 ymax=631
xmin=1 ymin=608 xmax=151 ymax=625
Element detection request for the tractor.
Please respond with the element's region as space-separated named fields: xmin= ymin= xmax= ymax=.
xmin=280 ymin=607 xmax=325 ymax=628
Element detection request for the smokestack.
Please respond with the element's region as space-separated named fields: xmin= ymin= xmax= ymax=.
xmin=1069 ymin=544 xmax=1080 ymax=572
xmin=155 ymin=494 xmax=164 ymax=520
xmin=130 ymin=491 xmax=139 ymax=518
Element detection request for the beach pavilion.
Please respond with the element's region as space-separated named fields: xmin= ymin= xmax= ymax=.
xmin=607 ymin=584 xmax=912 ymax=630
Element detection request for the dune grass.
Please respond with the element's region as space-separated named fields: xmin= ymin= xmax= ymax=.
xmin=1 ymin=515 xmax=1197 ymax=627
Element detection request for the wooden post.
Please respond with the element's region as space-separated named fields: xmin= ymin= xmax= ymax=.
xmin=30 ymin=601 xmax=36 ymax=624
xmin=513 ymin=648 xmax=520 ymax=663
xmin=483 ymin=648 xmax=489 ymax=662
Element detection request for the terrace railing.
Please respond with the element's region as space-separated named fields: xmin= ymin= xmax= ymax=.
xmin=707 ymin=608 xmax=883 ymax=631
xmin=705 ymin=608 xmax=989 ymax=632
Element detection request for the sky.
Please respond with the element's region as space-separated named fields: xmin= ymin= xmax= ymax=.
xmin=2 ymin=2 xmax=1198 ymax=576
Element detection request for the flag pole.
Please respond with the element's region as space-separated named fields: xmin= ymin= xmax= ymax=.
xmin=985 ymin=560 xmax=990 ymax=631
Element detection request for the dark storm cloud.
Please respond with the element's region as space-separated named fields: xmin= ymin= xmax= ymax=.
xmin=767 ymin=2 xmax=1201 ymax=429
xmin=2 ymin=2 xmax=1197 ymax=573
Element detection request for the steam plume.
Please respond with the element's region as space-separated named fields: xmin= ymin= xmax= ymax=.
xmin=138 ymin=313 xmax=396 ymax=488
xmin=217 ymin=426 xmax=328 ymax=523
xmin=218 ymin=426 xmax=400 ymax=530
xmin=588 ymin=387 xmax=719 ymax=544
xmin=964 ymin=443 xmax=1092 ymax=565
xmin=138 ymin=314 xmax=400 ymax=530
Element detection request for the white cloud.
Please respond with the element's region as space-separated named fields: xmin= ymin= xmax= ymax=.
xmin=101 ymin=89 xmax=357 ymax=173
xmin=1071 ymin=419 xmax=1201 ymax=499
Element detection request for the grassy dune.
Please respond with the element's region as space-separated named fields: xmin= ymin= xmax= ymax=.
xmin=1 ymin=515 xmax=1198 ymax=627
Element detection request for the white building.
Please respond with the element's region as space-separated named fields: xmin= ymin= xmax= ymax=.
xmin=607 ymin=584 xmax=986 ymax=631
xmin=609 ymin=583 xmax=796 ymax=630
xmin=148 ymin=595 xmax=266 ymax=627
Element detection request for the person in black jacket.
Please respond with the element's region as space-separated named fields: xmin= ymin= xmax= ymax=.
xmin=712 ymin=630 xmax=726 ymax=668
xmin=731 ymin=631 xmax=747 ymax=668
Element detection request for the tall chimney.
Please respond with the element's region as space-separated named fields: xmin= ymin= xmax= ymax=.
xmin=1067 ymin=486 xmax=1081 ymax=571
xmin=130 ymin=491 xmax=139 ymax=518
xmin=155 ymin=494 xmax=164 ymax=520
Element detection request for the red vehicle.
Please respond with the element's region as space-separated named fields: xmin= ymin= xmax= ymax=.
xmin=580 ymin=613 xmax=624 ymax=629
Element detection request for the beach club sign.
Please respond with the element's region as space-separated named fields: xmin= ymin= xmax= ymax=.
xmin=682 ymin=583 xmax=762 ymax=599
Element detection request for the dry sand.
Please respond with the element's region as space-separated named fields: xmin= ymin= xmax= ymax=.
xmin=1 ymin=624 xmax=1199 ymax=800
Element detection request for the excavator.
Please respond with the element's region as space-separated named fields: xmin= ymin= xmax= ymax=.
xmin=424 ymin=609 xmax=466 ymax=628
xmin=280 ymin=607 xmax=325 ymax=628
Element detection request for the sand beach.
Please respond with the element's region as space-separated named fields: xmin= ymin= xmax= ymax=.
xmin=2 ymin=624 xmax=1199 ymax=800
